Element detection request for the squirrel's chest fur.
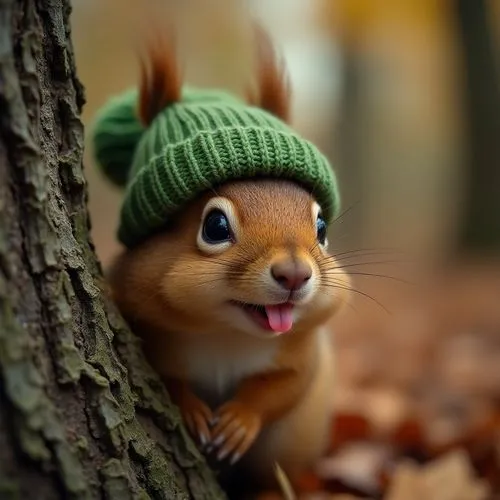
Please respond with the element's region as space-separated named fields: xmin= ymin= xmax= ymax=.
xmin=182 ymin=336 xmax=278 ymax=407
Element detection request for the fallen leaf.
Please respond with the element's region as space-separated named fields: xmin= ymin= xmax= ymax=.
xmin=330 ymin=413 xmax=372 ymax=449
xmin=316 ymin=442 xmax=393 ymax=494
xmin=386 ymin=450 xmax=490 ymax=500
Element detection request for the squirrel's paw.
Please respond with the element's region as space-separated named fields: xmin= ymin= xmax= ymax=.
xmin=210 ymin=401 xmax=262 ymax=464
xmin=179 ymin=394 xmax=213 ymax=448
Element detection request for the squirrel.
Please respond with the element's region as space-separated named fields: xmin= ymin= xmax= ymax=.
xmin=91 ymin=23 xmax=350 ymax=497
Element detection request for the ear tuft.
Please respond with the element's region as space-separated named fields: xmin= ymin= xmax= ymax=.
xmin=138 ymin=25 xmax=182 ymax=126
xmin=248 ymin=23 xmax=291 ymax=123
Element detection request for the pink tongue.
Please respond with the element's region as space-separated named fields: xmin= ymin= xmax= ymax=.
xmin=264 ymin=304 xmax=294 ymax=333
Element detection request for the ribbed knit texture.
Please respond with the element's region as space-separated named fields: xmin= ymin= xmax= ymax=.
xmin=91 ymin=87 xmax=340 ymax=248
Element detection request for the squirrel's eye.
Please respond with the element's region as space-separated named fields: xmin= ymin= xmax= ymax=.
xmin=316 ymin=214 xmax=327 ymax=245
xmin=202 ymin=209 xmax=232 ymax=244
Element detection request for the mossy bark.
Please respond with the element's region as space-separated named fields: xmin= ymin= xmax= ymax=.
xmin=0 ymin=1 xmax=225 ymax=498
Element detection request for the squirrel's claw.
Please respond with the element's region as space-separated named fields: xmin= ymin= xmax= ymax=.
xmin=179 ymin=396 xmax=213 ymax=447
xmin=230 ymin=429 xmax=259 ymax=464
xmin=211 ymin=401 xmax=262 ymax=463
xmin=215 ymin=427 xmax=245 ymax=460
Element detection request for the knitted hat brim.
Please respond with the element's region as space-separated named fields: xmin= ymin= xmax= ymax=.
xmin=119 ymin=126 xmax=339 ymax=248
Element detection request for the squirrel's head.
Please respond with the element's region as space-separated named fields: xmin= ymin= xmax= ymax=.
xmin=116 ymin=178 xmax=348 ymax=338
xmin=93 ymin=22 xmax=347 ymax=338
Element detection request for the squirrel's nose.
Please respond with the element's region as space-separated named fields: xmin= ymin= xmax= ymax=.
xmin=271 ymin=259 xmax=312 ymax=291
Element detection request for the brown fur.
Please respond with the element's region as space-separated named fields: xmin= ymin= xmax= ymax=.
xmin=108 ymin=179 xmax=349 ymax=494
xmin=247 ymin=23 xmax=291 ymax=122
xmin=136 ymin=20 xmax=291 ymax=127
xmin=137 ymin=25 xmax=182 ymax=126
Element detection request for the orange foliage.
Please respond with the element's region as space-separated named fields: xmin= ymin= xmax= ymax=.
xmin=318 ymin=0 xmax=453 ymax=48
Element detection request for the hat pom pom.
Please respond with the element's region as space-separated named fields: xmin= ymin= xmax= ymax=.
xmin=91 ymin=89 xmax=145 ymax=187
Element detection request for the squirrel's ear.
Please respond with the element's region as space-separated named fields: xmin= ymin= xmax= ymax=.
xmin=137 ymin=24 xmax=182 ymax=126
xmin=247 ymin=22 xmax=291 ymax=123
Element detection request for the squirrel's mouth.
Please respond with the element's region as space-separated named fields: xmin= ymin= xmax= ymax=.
xmin=230 ymin=301 xmax=295 ymax=334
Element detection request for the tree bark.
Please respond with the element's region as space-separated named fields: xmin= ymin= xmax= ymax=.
xmin=0 ymin=1 xmax=225 ymax=498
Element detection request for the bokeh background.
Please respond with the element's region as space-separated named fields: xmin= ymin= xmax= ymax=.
xmin=72 ymin=1 xmax=500 ymax=497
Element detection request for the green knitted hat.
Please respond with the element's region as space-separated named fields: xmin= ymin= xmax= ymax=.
xmin=91 ymin=87 xmax=340 ymax=248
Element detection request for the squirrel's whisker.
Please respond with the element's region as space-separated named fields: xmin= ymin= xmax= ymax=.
xmin=324 ymin=259 xmax=410 ymax=270
xmin=331 ymin=201 xmax=360 ymax=226
xmin=321 ymin=278 xmax=390 ymax=314
xmin=324 ymin=271 xmax=411 ymax=285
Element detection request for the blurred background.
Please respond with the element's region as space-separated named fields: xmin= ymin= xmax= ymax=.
xmin=72 ymin=1 xmax=500 ymax=497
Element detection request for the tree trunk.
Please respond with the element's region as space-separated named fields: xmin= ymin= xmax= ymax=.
xmin=331 ymin=47 xmax=367 ymax=249
xmin=454 ymin=0 xmax=500 ymax=255
xmin=0 ymin=1 xmax=224 ymax=498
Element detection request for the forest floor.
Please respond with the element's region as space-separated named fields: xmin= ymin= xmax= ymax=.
xmin=264 ymin=261 xmax=500 ymax=500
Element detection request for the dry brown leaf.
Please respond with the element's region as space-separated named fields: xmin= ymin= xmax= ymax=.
xmin=390 ymin=418 xmax=426 ymax=451
xmin=316 ymin=442 xmax=392 ymax=493
xmin=301 ymin=494 xmax=366 ymax=500
xmin=330 ymin=413 xmax=372 ymax=449
xmin=423 ymin=450 xmax=489 ymax=500
xmin=362 ymin=387 xmax=410 ymax=435
xmin=385 ymin=450 xmax=490 ymax=500
xmin=385 ymin=461 xmax=426 ymax=500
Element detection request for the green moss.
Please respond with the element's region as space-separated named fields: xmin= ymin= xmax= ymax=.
xmin=0 ymin=478 xmax=20 ymax=500
xmin=74 ymin=436 xmax=88 ymax=451
xmin=101 ymin=459 xmax=134 ymax=500
xmin=0 ymin=300 xmax=89 ymax=496
xmin=18 ymin=423 xmax=51 ymax=462
xmin=57 ymin=341 xmax=85 ymax=383
xmin=55 ymin=444 xmax=88 ymax=495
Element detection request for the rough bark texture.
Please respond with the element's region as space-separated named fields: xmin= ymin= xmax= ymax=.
xmin=0 ymin=1 xmax=225 ymax=498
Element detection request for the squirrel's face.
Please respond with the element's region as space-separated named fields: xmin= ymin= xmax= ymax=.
xmin=113 ymin=179 xmax=348 ymax=339
xmin=130 ymin=179 xmax=349 ymax=339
